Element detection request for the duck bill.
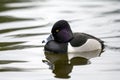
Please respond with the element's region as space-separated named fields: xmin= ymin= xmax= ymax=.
xmin=42 ymin=34 xmax=54 ymax=44
xmin=56 ymin=29 xmax=73 ymax=43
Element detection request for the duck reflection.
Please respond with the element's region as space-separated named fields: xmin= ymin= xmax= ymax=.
xmin=43 ymin=49 xmax=103 ymax=78
xmin=43 ymin=52 xmax=72 ymax=78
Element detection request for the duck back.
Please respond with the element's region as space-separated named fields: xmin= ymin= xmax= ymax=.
xmin=68 ymin=33 xmax=104 ymax=52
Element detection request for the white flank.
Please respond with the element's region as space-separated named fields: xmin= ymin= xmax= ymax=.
xmin=68 ymin=39 xmax=102 ymax=52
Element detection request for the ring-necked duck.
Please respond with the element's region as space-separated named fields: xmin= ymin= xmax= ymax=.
xmin=42 ymin=20 xmax=104 ymax=53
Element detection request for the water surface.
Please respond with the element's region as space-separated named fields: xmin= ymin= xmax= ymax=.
xmin=0 ymin=0 xmax=120 ymax=80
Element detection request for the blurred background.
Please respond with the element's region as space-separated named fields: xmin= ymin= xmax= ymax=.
xmin=0 ymin=0 xmax=120 ymax=80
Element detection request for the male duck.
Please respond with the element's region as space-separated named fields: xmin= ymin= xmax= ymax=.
xmin=43 ymin=20 xmax=104 ymax=53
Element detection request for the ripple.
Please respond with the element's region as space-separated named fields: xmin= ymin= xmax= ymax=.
xmin=0 ymin=23 xmax=49 ymax=34
xmin=0 ymin=60 xmax=27 ymax=64
xmin=80 ymin=5 xmax=102 ymax=8
xmin=0 ymin=67 xmax=46 ymax=72
xmin=114 ymin=19 xmax=120 ymax=23
xmin=0 ymin=3 xmax=36 ymax=12
xmin=90 ymin=0 xmax=120 ymax=2
xmin=0 ymin=0 xmax=46 ymax=12
xmin=8 ymin=33 xmax=49 ymax=38
xmin=60 ymin=10 xmax=75 ymax=14
xmin=0 ymin=67 xmax=25 ymax=72
xmin=0 ymin=45 xmax=43 ymax=51
xmin=67 ymin=19 xmax=82 ymax=23
xmin=102 ymin=9 xmax=120 ymax=15
xmin=106 ymin=45 xmax=120 ymax=51
xmin=100 ymin=35 xmax=120 ymax=39
xmin=101 ymin=69 xmax=120 ymax=72
xmin=0 ymin=0 xmax=27 ymax=3
xmin=0 ymin=16 xmax=33 ymax=23
xmin=0 ymin=42 xmax=25 ymax=47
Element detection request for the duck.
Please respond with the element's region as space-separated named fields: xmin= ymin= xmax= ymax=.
xmin=42 ymin=20 xmax=104 ymax=53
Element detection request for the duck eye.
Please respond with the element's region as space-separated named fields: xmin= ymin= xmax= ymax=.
xmin=56 ymin=29 xmax=59 ymax=32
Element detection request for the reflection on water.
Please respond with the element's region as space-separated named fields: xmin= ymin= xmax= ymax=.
xmin=0 ymin=60 xmax=27 ymax=64
xmin=0 ymin=23 xmax=49 ymax=34
xmin=0 ymin=16 xmax=32 ymax=23
xmin=0 ymin=60 xmax=27 ymax=72
xmin=0 ymin=0 xmax=120 ymax=80
xmin=43 ymin=50 xmax=102 ymax=78
xmin=0 ymin=0 xmax=36 ymax=12
xmin=43 ymin=52 xmax=73 ymax=78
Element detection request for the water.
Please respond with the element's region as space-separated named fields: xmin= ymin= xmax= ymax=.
xmin=0 ymin=0 xmax=120 ymax=80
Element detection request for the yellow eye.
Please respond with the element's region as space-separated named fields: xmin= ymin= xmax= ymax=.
xmin=56 ymin=29 xmax=59 ymax=32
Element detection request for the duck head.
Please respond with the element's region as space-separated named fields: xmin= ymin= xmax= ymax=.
xmin=51 ymin=20 xmax=73 ymax=43
xmin=42 ymin=20 xmax=74 ymax=53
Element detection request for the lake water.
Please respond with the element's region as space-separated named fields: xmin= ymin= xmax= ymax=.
xmin=0 ymin=0 xmax=120 ymax=80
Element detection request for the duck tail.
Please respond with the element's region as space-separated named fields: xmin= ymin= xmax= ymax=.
xmin=99 ymin=40 xmax=105 ymax=56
